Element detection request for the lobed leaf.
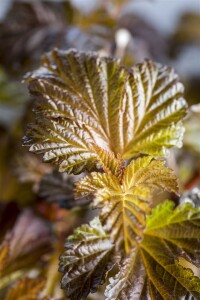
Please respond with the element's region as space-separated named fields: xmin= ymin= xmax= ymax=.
xmin=59 ymin=217 xmax=115 ymax=300
xmin=76 ymin=156 xmax=178 ymax=253
xmin=106 ymin=201 xmax=200 ymax=300
xmin=24 ymin=49 xmax=187 ymax=174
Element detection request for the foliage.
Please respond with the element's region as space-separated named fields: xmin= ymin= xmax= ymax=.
xmin=21 ymin=48 xmax=200 ymax=300
xmin=0 ymin=1 xmax=200 ymax=300
xmin=76 ymin=156 xmax=178 ymax=252
xmin=105 ymin=201 xmax=200 ymax=300
xmin=59 ymin=218 xmax=114 ymax=300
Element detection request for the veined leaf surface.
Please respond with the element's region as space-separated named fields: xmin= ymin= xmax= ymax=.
xmin=24 ymin=49 xmax=187 ymax=174
xmin=59 ymin=217 xmax=114 ymax=300
xmin=76 ymin=156 xmax=178 ymax=253
xmin=105 ymin=201 xmax=200 ymax=300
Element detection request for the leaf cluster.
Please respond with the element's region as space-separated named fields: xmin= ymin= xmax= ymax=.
xmin=21 ymin=49 xmax=200 ymax=300
xmin=1 ymin=1 xmax=200 ymax=299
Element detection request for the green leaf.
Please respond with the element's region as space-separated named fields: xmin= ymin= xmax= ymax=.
xmin=76 ymin=156 xmax=178 ymax=253
xmin=59 ymin=217 xmax=115 ymax=300
xmin=105 ymin=201 xmax=200 ymax=300
xmin=24 ymin=49 xmax=187 ymax=174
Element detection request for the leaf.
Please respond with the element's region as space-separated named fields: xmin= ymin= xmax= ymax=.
xmin=39 ymin=170 xmax=90 ymax=208
xmin=105 ymin=201 xmax=200 ymax=300
xmin=0 ymin=1 xmax=70 ymax=75
xmin=5 ymin=277 xmax=45 ymax=300
xmin=24 ymin=49 xmax=187 ymax=174
xmin=59 ymin=217 xmax=114 ymax=300
xmin=0 ymin=210 xmax=51 ymax=279
xmin=93 ymin=145 xmax=124 ymax=179
xmin=105 ymin=249 xmax=146 ymax=300
xmin=76 ymin=156 xmax=178 ymax=253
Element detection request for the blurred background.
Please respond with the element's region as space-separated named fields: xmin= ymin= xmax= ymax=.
xmin=0 ymin=0 xmax=200 ymax=299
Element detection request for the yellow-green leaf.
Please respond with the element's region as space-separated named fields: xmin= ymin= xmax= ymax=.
xmin=76 ymin=156 xmax=178 ymax=253
xmin=105 ymin=201 xmax=200 ymax=300
xmin=24 ymin=49 xmax=187 ymax=174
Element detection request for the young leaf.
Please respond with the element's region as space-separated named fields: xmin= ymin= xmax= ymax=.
xmin=76 ymin=156 xmax=178 ymax=253
xmin=93 ymin=145 xmax=124 ymax=179
xmin=59 ymin=217 xmax=114 ymax=300
xmin=5 ymin=277 xmax=45 ymax=300
xmin=105 ymin=201 xmax=200 ymax=300
xmin=24 ymin=49 xmax=187 ymax=174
